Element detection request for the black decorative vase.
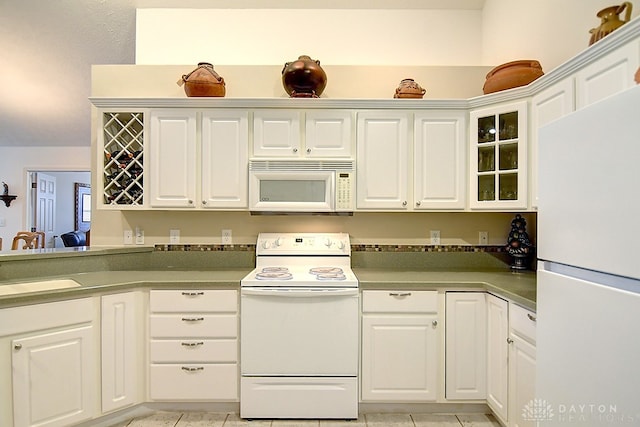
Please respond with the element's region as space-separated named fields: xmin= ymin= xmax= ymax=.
xmin=282 ymin=55 xmax=327 ymax=98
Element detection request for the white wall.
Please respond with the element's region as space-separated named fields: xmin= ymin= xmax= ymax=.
xmin=137 ymin=2 xmax=639 ymax=74
xmin=136 ymin=9 xmax=484 ymax=66
xmin=482 ymin=0 xmax=638 ymax=72
xmin=0 ymin=147 xmax=91 ymax=250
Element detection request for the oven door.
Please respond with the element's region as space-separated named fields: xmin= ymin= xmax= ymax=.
xmin=240 ymin=287 xmax=359 ymax=376
xmin=249 ymin=170 xmax=335 ymax=212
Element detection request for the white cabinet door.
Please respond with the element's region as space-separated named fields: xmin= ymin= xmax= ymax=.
xmin=530 ymin=78 xmax=575 ymax=210
xmin=101 ymin=292 xmax=141 ymax=413
xmin=486 ymin=294 xmax=509 ymax=424
xmin=445 ymin=292 xmax=486 ymax=400
xmin=149 ymin=109 xmax=197 ymax=208
xmin=576 ymin=41 xmax=639 ymax=110
xmin=361 ymin=314 xmax=438 ymax=401
xmin=253 ymin=110 xmax=301 ymax=157
xmin=469 ymin=101 xmax=528 ymax=210
xmin=414 ymin=111 xmax=466 ymax=210
xmin=508 ymin=334 xmax=536 ymax=427
xmin=305 ymin=110 xmax=353 ymax=157
xmin=201 ymin=111 xmax=249 ymax=208
xmin=356 ymin=111 xmax=409 ymax=209
xmin=12 ymin=326 xmax=96 ymax=427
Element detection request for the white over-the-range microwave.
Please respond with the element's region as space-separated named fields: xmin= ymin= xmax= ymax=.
xmin=249 ymin=159 xmax=355 ymax=213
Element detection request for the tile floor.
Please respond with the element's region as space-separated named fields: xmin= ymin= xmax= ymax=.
xmin=120 ymin=411 xmax=501 ymax=427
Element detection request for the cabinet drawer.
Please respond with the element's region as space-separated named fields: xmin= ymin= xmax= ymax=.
xmin=150 ymin=363 xmax=238 ymax=401
xmin=509 ymin=303 xmax=536 ymax=343
xmin=362 ymin=290 xmax=438 ymax=313
xmin=150 ymin=339 xmax=237 ymax=363
xmin=150 ymin=290 xmax=237 ymax=313
xmin=150 ymin=314 xmax=238 ymax=338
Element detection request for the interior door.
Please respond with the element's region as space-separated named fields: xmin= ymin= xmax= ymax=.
xmin=32 ymin=173 xmax=56 ymax=248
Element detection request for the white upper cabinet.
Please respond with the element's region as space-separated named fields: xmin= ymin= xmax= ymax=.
xmin=469 ymin=101 xmax=528 ymax=210
xmin=201 ymin=111 xmax=249 ymax=208
xmin=356 ymin=111 xmax=410 ymax=210
xmin=149 ymin=109 xmax=249 ymax=209
xmin=414 ymin=111 xmax=466 ymax=210
xmin=305 ymin=110 xmax=353 ymax=157
xmin=530 ymin=78 xmax=575 ymax=210
xmin=575 ymin=41 xmax=639 ymax=110
xmin=149 ymin=109 xmax=198 ymax=208
xmin=253 ymin=109 xmax=352 ymax=158
xmin=253 ymin=110 xmax=301 ymax=157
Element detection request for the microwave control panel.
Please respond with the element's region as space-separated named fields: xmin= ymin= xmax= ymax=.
xmin=336 ymin=172 xmax=354 ymax=211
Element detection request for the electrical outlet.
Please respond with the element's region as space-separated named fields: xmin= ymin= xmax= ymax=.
xmin=430 ymin=230 xmax=441 ymax=245
xmin=169 ymin=229 xmax=180 ymax=244
xmin=222 ymin=229 xmax=232 ymax=244
xmin=123 ymin=230 xmax=133 ymax=245
xmin=479 ymin=231 xmax=489 ymax=245
xmin=135 ymin=227 xmax=144 ymax=245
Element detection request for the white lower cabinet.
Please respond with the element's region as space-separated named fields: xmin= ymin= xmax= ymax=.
xmin=445 ymin=292 xmax=487 ymax=400
xmin=361 ymin=290 xmax=440 ymax=401
xmin=507 ymin=304 xmax=537 ymax=427
xmin=486 ymin=294 xmax=509 ymax=425
xmin=149 ymin=289 xmax=239 ymax=401
xmin=1 ymin=298 xmax=98 ymax=427
xmin=101 ymin=292 xmax=143 ymax=413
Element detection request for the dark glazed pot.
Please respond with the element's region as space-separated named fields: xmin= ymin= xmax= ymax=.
xmin=180 ymin=62 xmax=226 ymax=97
xmin=282 ymin=55 xmax=327 ymax=98
xmin=483 ymin=60 xmax=544 ymax=94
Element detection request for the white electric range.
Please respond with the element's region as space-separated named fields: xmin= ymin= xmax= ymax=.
xmin=240 ymin=233 xmax=359 ymax=420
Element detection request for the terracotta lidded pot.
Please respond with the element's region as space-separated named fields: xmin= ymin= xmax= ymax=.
xmin=589 ymin=2 xmax=633 ymax=45
xmin=178 ymin=62 xmax=226 ymax=97
xmin=282 ymin=55 xmax=327 ymax=98
xmin=394 ymin=79 xmax=426 ymax=99
xmin=482 ymin=60 xmax=544 ymax=94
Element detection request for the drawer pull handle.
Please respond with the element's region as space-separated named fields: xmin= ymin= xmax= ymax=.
xmin=527 ymin=313 xmax=537 ymax=322
xmin=389 ymin=292 xmax=412 ymax=297
xmin=181 ymin=366 xmax=204 ymax=372
xmin=507 ymin=338 xmax=514 ymax=344
xmin=181 ymin=291 xmax=205 ymax=296
xmin=181 ymin=341 xmax=204 ymax=347
xmin=181 ymin=317 xmax=204 ymax=322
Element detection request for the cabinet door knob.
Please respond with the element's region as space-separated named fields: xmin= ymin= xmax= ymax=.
xmin=507 ymin=338 xmax=514 ymax=344
xmin=432 ymin=320 xmax=438 ymax=327
xmin=416 ymin=201 xmax=421 ymax=206
xmin=402 ymin=201 xmax=407 ymax=207
xmin=202 ymin=200 xmax=207 ymax=205
xmin=527 ymin=313 xmax=537 ymax=322
xmin=293 ymin=148 xmax=298 ymax=153
xmin=188 ymin=200 xmax=194 ymax=204
xmin=306 ymin=148 xmax=311 ymax=154
xmin=14 ymin=343 xmax=22 ymax=350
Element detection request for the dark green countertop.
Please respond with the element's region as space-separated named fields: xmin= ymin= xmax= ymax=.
xmin=0 ymin=268 xmax=536 ymax=310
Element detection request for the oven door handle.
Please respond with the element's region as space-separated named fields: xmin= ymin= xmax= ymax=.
xmin=241 ymin=288 xmax=359 ymax=298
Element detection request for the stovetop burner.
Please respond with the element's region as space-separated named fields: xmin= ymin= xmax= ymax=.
xmin=255 ymin=267 xmax=293 ymax=281
xmin=310 ymin=267 xmax=346 ymax=281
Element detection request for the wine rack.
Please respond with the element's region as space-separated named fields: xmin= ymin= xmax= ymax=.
xmin=102 ymin=112 xmax=144 ymax=206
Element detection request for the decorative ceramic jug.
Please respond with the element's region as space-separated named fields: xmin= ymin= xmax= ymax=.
xmin=482 ymin=60 xmax=544 ymax=94
xmin=282 ymin=55 xmax=327 ymax=98
xmin=589 ymin=2 xmax=633 ymax=45
xmin=178 ymin=62 xmax=226 ymax=97
xmin=394 ymin=79 xmax=426 ymax=99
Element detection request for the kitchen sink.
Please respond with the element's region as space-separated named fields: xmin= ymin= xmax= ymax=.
xmin=0 ymin=279 xmax=81 ymax=296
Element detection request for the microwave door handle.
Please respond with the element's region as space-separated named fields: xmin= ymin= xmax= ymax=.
xmin=241 ymin=288 xmax=358 ymax=298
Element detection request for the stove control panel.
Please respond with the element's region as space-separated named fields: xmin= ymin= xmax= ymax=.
xmin=256 ymin=233 xmax=350 ymax=256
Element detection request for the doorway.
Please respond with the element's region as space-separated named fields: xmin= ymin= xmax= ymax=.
xmin=26 ymin=170 xmax=91 ymax=248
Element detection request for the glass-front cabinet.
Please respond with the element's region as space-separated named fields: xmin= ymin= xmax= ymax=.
xmin=98 ymin=111 xmax=147 ymax=209
xmin=470 ymin=101 xmax=527 ymax=209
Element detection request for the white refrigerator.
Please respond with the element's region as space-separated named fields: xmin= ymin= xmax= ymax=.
xmin=536 ymin=85 xmax=640 ymax=426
